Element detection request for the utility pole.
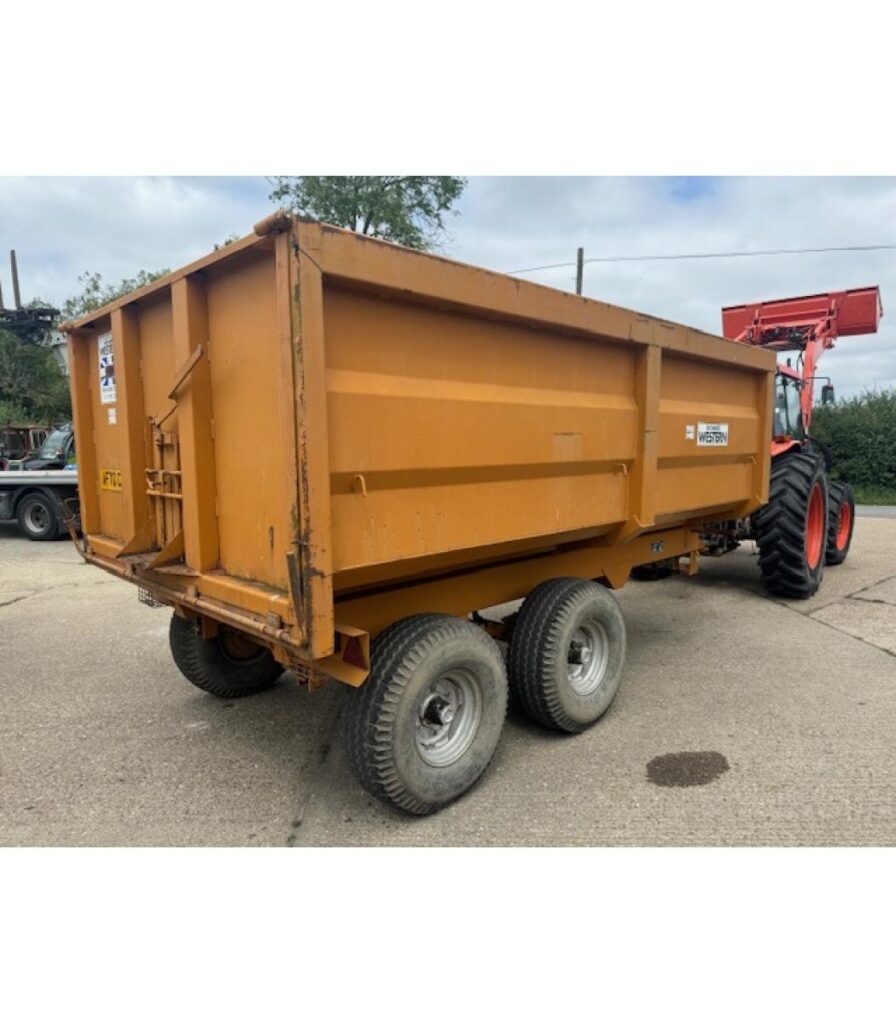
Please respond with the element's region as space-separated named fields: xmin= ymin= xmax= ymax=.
xmin=575 ymin=247 xmax=584 ymax=295
xmin=10 ymin=250 xmax=22 ymax=309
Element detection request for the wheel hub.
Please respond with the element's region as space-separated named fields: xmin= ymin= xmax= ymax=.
xmin=25 ymin=503 xmax=49 ymax=533
xmin=415 ymin=670 xmax=482 ymax=767
xmin=836 ymin=500 xmax=852 ymax=550
xmin=804 ymin=481 xmax=825 ymax=570
xmin=420 ymin=693 xmax=455 ymax=726
xmin=566 ymin=620 xmax=610 ymax=696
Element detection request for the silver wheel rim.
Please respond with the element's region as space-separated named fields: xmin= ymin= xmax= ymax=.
xmin=25 ymin=503 xmax=50 ymax=534
xmin=415 ymin=669 xmax=482 ymax=767
xmin=566 ymin=619 xmax=610 ymax=696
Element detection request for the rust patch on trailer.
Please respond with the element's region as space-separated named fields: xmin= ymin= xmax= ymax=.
xmin=646 ymin=751 xmax=729 ymax=788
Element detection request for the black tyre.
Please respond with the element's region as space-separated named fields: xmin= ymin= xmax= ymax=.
xmin=168 ymin=614 xmax=284 ymax=698
xmin=342 ymin=614 xmax=508 ymax=815
xmin=754 ymin=452 xmax=828 ymax=599
xmin=16 ymin=493 xmax=61 ymax=541
xmin=508 ymin=577 xmax=627 ymax=734
xmin=825 ymin=481 xmax=855 ymax=566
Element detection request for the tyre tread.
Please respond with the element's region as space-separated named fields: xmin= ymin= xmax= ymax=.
xmin=508 ymin=577 xmax=624 ymax=734
xmin=343 ymin=614 xmax=506 ymax=816
xmin=754 ymin=452 xmax=827 ymax=599
xmin=16 ymin=493 xmax=59 ymax=542
xmin=168 ymin=615 xmax=283 ymax=698
xmin=825 ymin=480 xmax=855 ymax=566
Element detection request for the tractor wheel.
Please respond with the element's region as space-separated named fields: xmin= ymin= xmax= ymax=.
xmin=825 ymin=481 xmax=855 ymax=566
xmin=754 ymin=452 xmax=828 ymax=599
xmin=508 ymin=577 xmax=626 ymax=733
xmin=169 ymin=614 xmax=284 ymax=698
xmin=342 ymin=614 xmax=508 ymax=815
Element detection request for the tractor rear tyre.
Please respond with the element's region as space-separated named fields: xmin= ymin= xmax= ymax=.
xmin=508 ymin=577 xmax=627 ymax=733
xmin=169 ymin=614 xmax=284 ymax=698
xmin=825 ymin=481 xmax=855 ymax=566
xmin=754 ymin=452 xmax=828 ymax=599
xmin=342 ymin=614 xmax=508 ymax=815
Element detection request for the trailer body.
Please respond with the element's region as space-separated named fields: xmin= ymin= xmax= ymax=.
xmin=63 ymin=215 xmax=775 ymax=685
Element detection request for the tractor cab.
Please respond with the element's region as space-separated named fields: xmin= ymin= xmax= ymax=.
xmin=772 ymin=367 xmax=806 ymax=452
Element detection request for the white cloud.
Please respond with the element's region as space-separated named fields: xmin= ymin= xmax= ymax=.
xmin=0 ymin=176 xmax=269 ymax=308
xmin=1 ymin=175 xmax=894 ymax=396
xmin=452 ymin=177 xmax=896 ymax=397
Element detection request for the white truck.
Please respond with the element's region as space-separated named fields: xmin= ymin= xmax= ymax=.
xmin=0 ymin=469 xmax=80 ymax=541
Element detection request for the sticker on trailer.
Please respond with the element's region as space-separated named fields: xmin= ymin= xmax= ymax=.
xmin=685 ymin=424 xmax=696 ymax=440
xmin=98 ymin=331 xmax=116 ymax=405
xmin=100 ymin=469 xmax=122 ymax=492
xmin=697 ymin=422 xmax=729 ymax=446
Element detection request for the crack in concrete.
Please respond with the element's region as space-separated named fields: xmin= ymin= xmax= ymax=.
xmin=284 ymin=693 xmax=346 ymax=847
xmin=844 ymin=572 xmax=896 ymax=602
xmin=804 ymin=616 xmax=896 ymax=661
xmin=0 ymin=579 xmax=109 ymax=608
xmin=682 ymin=568 xmax=896 ymax=661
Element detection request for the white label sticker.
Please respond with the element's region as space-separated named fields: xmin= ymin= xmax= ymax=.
xmin=107 ymin=407 xmax=117 ymax=425
xmin=98 ymin=331 xmax=116 ymax=405
xmin=685 ymin=424 xmax=696 ymax=440
xmin=697 ymin=422 xmax=729 ymax=446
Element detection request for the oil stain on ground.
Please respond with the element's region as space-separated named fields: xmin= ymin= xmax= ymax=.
xmin=647 ymin=751 xmax=729 ymax=787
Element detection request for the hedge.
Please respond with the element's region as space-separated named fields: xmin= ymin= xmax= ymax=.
xmin=812 ymin=389 xmax=896 ymax=494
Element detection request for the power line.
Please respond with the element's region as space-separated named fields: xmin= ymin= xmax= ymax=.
xmin=505 ymin=243 xmax=896 ymax=276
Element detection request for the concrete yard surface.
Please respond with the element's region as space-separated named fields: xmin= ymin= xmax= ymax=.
xmin=1 ymin=513 xmax=894 ymax=847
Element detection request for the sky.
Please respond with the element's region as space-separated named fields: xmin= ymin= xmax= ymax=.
xmin=1 ymin=175 xmax=895 ymax=397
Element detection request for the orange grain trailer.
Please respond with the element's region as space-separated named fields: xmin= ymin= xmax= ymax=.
xmin=63 ymin=213 xmax=775 ymax=814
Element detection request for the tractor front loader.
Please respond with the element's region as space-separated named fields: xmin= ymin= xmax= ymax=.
xmin=719 ymin=286 xmax=883 ymax=598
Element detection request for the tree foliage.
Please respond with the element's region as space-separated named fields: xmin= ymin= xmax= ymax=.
xmin=813 ymin=389 xmax=896 ymax=495
xmin=213 ymin=233 xmax=240 ymax=251
xmin=0 ymin=267 xmax=171 ymax=425
xmin=0 ymin=329 xmax=70 ymax=423
xmin=268 ymin=176 xmax=467 ymax=250
xmin=61 ymin=268 xmax=169 ymax=322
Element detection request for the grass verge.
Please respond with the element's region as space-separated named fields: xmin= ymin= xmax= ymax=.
xmin=853 ymin=486 xmax=896 ymax=506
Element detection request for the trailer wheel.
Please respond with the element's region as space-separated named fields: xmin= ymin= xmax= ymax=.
xmin=825 ymin=481 xmax=855 ymax=566
xmin=508 ymin=577 xmax=626 ymax=734
xmin=16 ymin=493 xmax=60 ymax=541
xmin=754 ymin=452 xmax=828 ymax=599
xmin=342 ymin=614 xmax=508 ymax=815
xmin=168 ymin=615 xmax=284 ymax=698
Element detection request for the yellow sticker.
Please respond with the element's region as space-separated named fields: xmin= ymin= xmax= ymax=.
xmin=100 ymin=469 xmax=123 ymax=492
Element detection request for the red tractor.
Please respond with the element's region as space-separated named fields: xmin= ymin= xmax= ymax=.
xmin=718 ymin=286 xmax=883 ymax=597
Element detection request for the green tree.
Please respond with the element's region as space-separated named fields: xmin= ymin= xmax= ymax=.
xmin=0 ymin=329 xmax=71 ymax=423
xmin=61 ymin=268 xmax=169 ymax=322
xmin=268 ymin=176 xmax=467 ymax=250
